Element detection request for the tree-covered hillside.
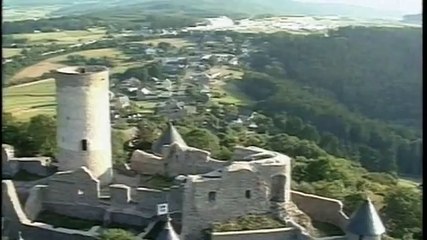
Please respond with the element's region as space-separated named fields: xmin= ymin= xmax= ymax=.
xmin=240 ymin=26 xmax=422 ymax=177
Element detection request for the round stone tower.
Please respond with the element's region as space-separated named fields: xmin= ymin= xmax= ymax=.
xmin=54 ymin=66 xmax=113 ymax=185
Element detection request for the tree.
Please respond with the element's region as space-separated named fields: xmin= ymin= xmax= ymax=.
xmin=157 ymin=41 xmax=172 ymax=51
xmin=99 ymin=229 xmax=136 ymax=240
xmin=182 ymin=128 xmax=221 ymax=153
xmin=111 ymin=130 xmax=129 ymax=165
xmin=26 ymin=115 xmax=56 ymax=157
xmin=381 ymin=187 xmax=422 ymax=239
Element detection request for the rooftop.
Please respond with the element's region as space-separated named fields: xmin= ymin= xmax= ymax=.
xmin=56 ymin=66 xmax=108 ymax=75
xmin=346 ymin=198 xmax=386 ymax=236
xmin=151 ymin=123 xmax=187 ymax=155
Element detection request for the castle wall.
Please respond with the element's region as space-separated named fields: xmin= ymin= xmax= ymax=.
xmin=130 ymin=150 xmax=165 ymax=175
xmin=2 ymin=180 xmax=97 ymax=240
xmin=45 ymin=168 xmax=100 ymax=205
xmin=135 ymin=188 xmax=167 ymax=211
xmin=24 ymin=185 xmax=47 ymax=221
xmin=110 ymin=184 xmax=131 ymax=207
xmin=181 ymin=169 xmax=272 ymax=240
xmin=291 ymin=191 xmax=349 ymax=230
xmin=211 ymin=227 xmax=300 ymax=240
xmin=13 ymin=158 xmax=53 ymax=176
xmin=164 ymin=144 xmax=227 ymax=177
xmin=55 ymin=66 xmax=112 ymax=185
xmin=44 ymin=203 xmax=106 ymax=221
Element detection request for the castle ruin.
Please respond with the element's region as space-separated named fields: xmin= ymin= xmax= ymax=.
xmin=2 ymin=66 xmax=386 ymax=240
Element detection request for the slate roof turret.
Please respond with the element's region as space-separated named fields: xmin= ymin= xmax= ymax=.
xmin=152 ymin=122 xmax=187 ymax=155
xmin=346 ymin=198 xmax=386 ymax=236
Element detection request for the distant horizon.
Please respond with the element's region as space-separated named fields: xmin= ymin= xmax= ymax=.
xmin=295 ymin=0 xmax=422 ymax=15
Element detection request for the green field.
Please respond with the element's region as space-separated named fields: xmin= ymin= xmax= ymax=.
xmin=9 ymin=28 xmax=106 ymax=44
xmin=133 ymin=38 xmax=194 ymax=48
xmin=3 ymin=48 xmax=23 ymax=58
xmin=10 ymin=48 xmax=133 ymax=83
xmin=3 ymin=79 xmax=56 ymax=120
xmin=3 ymin=6 xmax=60 ymax=22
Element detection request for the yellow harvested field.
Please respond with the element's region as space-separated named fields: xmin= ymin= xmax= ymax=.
xmin=4 ymin=79 xmax=57 ymax=120
xmin=134 ymin=38 xmax=193 ymax=48
xmin=3 ymin=48 xmax=22 ymax=58
xmin=10 ymin=48 xmax=126 ymax=83
xmin=9 ymin=28 xmax=106 ymax=44
xmin=10 ymin=62 xmax=65 ymax=83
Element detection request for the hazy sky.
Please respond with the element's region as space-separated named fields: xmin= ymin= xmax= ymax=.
xmin=296 ymin=0 xmax=422 ymax=14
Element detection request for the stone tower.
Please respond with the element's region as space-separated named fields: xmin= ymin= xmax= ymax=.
xmin=54 ymin=66 xmax=113 ymax=185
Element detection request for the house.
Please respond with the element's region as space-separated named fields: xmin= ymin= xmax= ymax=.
xmin=145 ymin=48 xmax=157 ymax=55
xmin=115 ymin=96 xmax=130 ymax=109
xmin=120 ymin=77 xmax=142 ymax=89
xmin=156 ymin=79 xmax=172 ymax=91
xmin=155 ymin=99 xmax=196 ymax=120
xmin=136 ymin=87 xmax=157 ymax=100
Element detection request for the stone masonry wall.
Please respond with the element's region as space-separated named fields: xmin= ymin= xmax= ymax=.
xmin=181 ymin=169 xmax=272 ymax=240
xmin=110 ymin=184 xmax=131 ymax=207
xmin=45 ymin=167 xmax=100 ymax=205
xmin=164 ymin=143 xmax=227 ymax=177
xmin=130 ymin=150 xmax=165 ymax=175
xmin=135 ymin=188 xmax=167 ymax=211
xmin=24 ymin=185 xmax=47 ymax=221
xmin=291 ymin=191 xmax=349 ymax=230
xmin=2 ymin=180 xmax=97 ymax=240
xmin=211 ymin=228 xmax=300 ymax=240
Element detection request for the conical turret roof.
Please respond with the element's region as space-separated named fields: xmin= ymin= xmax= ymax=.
xmin=152 ymin=122 xmax=187 ymax=155
xmin=346 ymin=198 xmax=386 ymax=236
xmin=156 ymin=217 xmax=181 ymax=240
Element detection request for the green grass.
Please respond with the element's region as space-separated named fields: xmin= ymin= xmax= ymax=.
xmin=213 ymin=214 xmax=286 ymax=232
xmin=9 ymin=28 xmax=107 ymax=44
xmin=3 ymin=79 xmax=56 ymax=120
xmin=139 ymin=175 xmax=174 ymax=189
xmin=10 ymin=48 xmax=136 ymax=83
xmin=133 ymin=38 xmax=194 ymax=48
xmin=213 ymin=81 xmax=252 ymax=106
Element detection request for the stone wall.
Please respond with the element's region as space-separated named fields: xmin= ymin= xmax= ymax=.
xmin=24 ymin=185 xmax=47 ymax=221
xmin=181 ymin=167 xmax=272 ymax=240
xmin=45 ymin=167 xmax=100 ymax=205
xmin=164 ymin=143 xmax=227 ymax=177
xmin=110 ymin=184 xmax=131 ymax=207
xmin=2 ymin=180 xmax=97 ymax=240
xmin=135 ymin=188 xmax=167 ymax=211
xmin=44 ymin=202 xmax=106 ymax=222
xmin=291 ymin=191 xmax=349 ymax=230
xmin=211 ymin=228 xmax=300 ymax=240
xmin=130 ymin=150 xmax=165 ymax=175
xmin=13 ymin=157 xmax=54 ymax=176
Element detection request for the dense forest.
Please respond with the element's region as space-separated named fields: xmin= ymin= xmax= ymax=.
xmin=238 ymin=26 xmax=422 ymax=177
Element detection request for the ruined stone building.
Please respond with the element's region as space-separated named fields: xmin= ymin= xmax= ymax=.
xmin=2 ymin=65 xmax=387 ymax=240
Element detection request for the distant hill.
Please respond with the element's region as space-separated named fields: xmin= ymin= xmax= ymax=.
xmin=48 ymin=0 xmax=403 ymax=19
xmin=402 ymin=13 xmax=422 ymax=24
